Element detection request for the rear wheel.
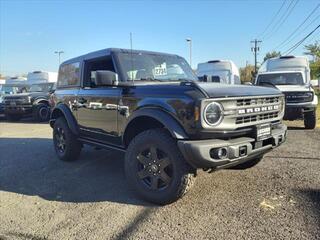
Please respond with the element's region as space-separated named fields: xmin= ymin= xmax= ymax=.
xmin=5 ymin=113 xmax=22 ymax=122
xmin=33 ymin=103 xmax=50 ymax=122
xmin=53 ymin=117 xmax=82 ymax=162
xmin=125 ymin=129 xmax=195 ymax=205
xmin=304 ymin=110 xmax=316 ymax=129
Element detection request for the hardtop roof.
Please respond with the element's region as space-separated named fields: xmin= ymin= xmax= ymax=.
xmin=61 ymin=48 xmax=180 ymax=66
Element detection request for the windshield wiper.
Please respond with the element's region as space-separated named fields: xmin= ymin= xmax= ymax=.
xmin=137 ymin=77 xmax=164 ymax=82
xmin=258 ymin=81 xmax=277 ymax=88
xmin=178 ymin=78 xmax=195 ymax=82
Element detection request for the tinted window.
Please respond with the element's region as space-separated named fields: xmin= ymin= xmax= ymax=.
xmin=58 ymin=62 xmax=80 ymax=87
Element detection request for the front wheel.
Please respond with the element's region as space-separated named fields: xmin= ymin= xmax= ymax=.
xmin=125 ymin=129 xmax=195 ymax=205
xmin=304 ymin=110 xmax=316 ymax=129
xmin=33 ymin=103 xmax=50 ymax=122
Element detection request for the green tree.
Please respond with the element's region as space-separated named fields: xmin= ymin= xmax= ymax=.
xmin=263 ymin=51 xmax=281 ymax=62
xmin=304 ymin=41 xmax=320 ymax=62
xmin=240 ymin=64 xmax=255 ymax=83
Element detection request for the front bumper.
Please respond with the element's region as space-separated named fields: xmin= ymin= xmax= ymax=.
xmin=284 ymin=102 xmax=316 ymax=120
xmin=4 ymin=104 xmax=33 ymax=115
xmin=178 ymin=123 xmax=287 ymax=170
xmin=0 ymin=103 xmax=4 ymax=114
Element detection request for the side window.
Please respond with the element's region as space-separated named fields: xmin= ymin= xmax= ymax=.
xmin=58 ymin=62 xmax=80 ymax=87
xmin=83 ymin=57 xmax=115 ymax=87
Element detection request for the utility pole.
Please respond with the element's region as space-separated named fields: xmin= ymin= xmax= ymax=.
xmin=186 ymin=38 xmax=192 ymax=68
xmin=250 ymin=39 xmax=262 ymax=75
xmin=54 ymin=51 xmax=64 ymax=65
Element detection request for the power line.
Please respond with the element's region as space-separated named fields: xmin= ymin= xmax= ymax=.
xmin=264 ymin=0 xmax=299 ymax=40
xmin=274 ymin=3 xmax=320 ymax=50
xmin=283 ymin=24 xmax=320 ymax=55
xmin=278 ymin=14 xmax=320 ymax=51
xmin=258 ymin=0 xmax=287 ymax=39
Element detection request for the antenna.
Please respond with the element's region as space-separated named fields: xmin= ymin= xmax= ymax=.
xmin=130 ymin=32 xmax=134 ymax=82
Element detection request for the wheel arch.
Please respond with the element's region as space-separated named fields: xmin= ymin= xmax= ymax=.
xmin=33 ymin=98 xmax=50 ymax=106
xmin=50 ymin=104 xmax=79 ymax=135
xmin=123 ymin=108 xmax=188 ymax=147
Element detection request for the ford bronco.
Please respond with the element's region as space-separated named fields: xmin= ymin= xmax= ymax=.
xmin=50 ymin=48 xmax=287 ymax=204
xmin=4 ymin=82 xmax=55 ymax=121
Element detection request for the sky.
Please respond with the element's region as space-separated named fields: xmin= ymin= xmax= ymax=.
xmin=0 ymin=0 xmax=319 ymax=76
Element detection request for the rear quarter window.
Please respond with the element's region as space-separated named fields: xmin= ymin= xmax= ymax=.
xmin=58 ymin=62 xmax=80 ymax=87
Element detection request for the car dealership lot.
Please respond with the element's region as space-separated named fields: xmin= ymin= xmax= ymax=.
xmin=0 ymin=120 xmax=319 ymax=240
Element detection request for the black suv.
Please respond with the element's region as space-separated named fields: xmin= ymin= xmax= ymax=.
xmin=50 ymin=48 xmax=287 ymax=204
xmin=4 ymin=82 xmax=55 ymax=121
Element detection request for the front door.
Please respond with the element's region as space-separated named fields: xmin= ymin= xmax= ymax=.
xmin=76 ymin=56 xmax=121 ymax=145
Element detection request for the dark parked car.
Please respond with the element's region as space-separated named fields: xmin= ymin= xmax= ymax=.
xmin=4 ymin=82 xmax=55 ymax=121
xmin=50 ymin=48 xmax=287 ymax=204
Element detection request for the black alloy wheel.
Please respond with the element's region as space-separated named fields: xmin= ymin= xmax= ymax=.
xmin=136 ymin=146 xmax=173 ymax=190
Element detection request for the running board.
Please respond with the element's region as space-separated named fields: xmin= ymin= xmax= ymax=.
xmin=78 ymin=138 xmax=126 ymax=153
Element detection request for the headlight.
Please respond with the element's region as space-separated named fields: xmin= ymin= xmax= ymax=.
xmin=203 ymin=102 xmax=223 ymax=126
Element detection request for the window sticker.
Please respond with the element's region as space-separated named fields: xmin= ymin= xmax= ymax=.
xmin=153 ymin=63 xmax=167 ymax=76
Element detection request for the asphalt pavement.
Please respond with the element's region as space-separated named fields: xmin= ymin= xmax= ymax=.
xmin=0 ymin=119 xmax=319 ymax=240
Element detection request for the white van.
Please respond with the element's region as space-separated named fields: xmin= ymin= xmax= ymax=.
xmin=27 ymin=71 xmax=58 ymax=84
xmin=255 ymin=56 xmax=318 ymax=129
xmin=197 ymin=60 xmax=241 ymax=84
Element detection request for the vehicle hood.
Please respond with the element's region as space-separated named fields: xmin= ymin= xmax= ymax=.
xmin=196 ymin=83 xmax=282 ymax=98
xmin=4 ymin=92 xmax=48 ymax=99
xmin=274 ymin=85 xmax=312 ymax=92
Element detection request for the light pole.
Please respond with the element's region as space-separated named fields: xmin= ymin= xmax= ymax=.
xmin=54 ymin=51 xmax=64 ymax=65
xmin=186 ymin=38 xmax=192 ymax=68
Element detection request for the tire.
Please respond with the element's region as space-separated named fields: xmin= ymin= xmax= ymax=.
xmin=125 ymin=128 xmax=195 ymax=205
xmin=53 ymin=117 xmax=82 ymax=162
xmin=5 ymin=113 xmax=22 ymax=122
xmin=230 ymin=156 xmax=263 ymax=170
xmin=304 ymin=110 xmax=316 ymax=129
xmin=33 ymin=103 xmax=50 ymax=122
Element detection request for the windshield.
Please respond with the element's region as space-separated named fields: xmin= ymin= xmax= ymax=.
xmin=117 ymin=52 xmax=197 ymax=82
xmin=0 ymin=85 xmax=28 ymax=94
xmin=257 ymin=72 xmax=304 ymax=85
xmin=29 ymin=83 xmax=54 ymax=92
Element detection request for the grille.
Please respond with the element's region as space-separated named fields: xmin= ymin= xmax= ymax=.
xmin=283 ymin=92 xmax=313 ymax=103
xmin=236 ymin=96 xmax=280 ymax=106
xmin=236 ymin=112 xmax=279 ymax=124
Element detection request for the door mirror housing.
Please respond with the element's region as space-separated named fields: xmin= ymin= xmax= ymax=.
xmin=94 ymin=71 xmax=118 ymax=86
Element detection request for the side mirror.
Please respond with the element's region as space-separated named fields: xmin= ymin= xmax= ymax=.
xmin=94 ymin=71 xmax=118 ymax=86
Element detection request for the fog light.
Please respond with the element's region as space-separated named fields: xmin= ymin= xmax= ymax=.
xmin=210 ymin=147 xmax=228 ymax=159
xmin=239 ymin=146 xmax=247 ymax=157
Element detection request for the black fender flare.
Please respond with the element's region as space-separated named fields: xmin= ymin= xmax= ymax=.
xmin=123 ymin=108 xmax=188 ymax=142
xmin=33 ymin=98 xmax=49 ymax=106
xmin=50 ymin=104 xmax=79 ymax=135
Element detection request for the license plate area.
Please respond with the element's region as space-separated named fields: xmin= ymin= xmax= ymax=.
xmin=256 ymin=123 xmax=271 ymax=141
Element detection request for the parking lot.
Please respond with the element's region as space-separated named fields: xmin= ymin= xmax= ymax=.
xmin=0 ymin=119 xmax=319 ymax=240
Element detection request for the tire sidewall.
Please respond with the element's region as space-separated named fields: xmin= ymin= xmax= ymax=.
xmin=34 ymin=103 xmax=50 ymax=122
xmin=125 ymin=129 xmax=190 ymax=204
